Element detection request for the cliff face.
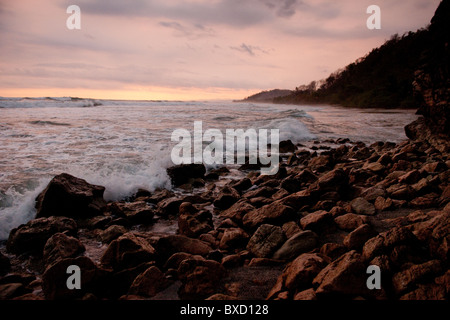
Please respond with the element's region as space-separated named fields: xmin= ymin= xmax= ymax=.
xmin=405 ymin=0 xmax=450 ymax=151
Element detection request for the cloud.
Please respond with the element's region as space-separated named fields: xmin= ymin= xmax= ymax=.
xmin=230 ymin=43 xmax=269 ymax=57
xmin=158 ymin=20 xmax=215 ymax=39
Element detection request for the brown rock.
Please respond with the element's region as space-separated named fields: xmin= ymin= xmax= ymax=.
xmin=319 ymin=243 xmax=347 ymax=261
xmin=343 ymin=224 xmax=377 ymax=250
xmin=313 ymin=250 xmax=366 ymax=296
xmin=157 ymin=197 xmax=183 ymax=217
xmin=334 ymin=213 xmax=369 ymax=231
xmin=398 ymin=170 xmax=422 ymax=184
xmin=220 ymin=200 xmax=255 ymax=224
xmin=156 ymin=234 xmax=212 ymax=262
xmin=177 ymin=258 xmax=226 ymax=300
xmin=166 ymin=163 xmax=206 ymax=187
xmin=213 ymin=186 xmax=240 ymax=209
xmin=0 ymin=283 xmax=28 ymax=300
xmin=282 ymin=221 xmax=301 ymax=239
xmin=128 ymin=266 xmax=169 ymax=297
xmin=272 ymin=231 xmax=319 ymax=261
xmin=299 ymin=210 xmax=332 ymax=231
xmin=43 ymin=233 xmax=85 ymax=266
xmin=361 ymin=186 xmax=387 ymax=202
xmin=392 ymin=260 xmax=442 ymax=294
xmin=100 ymin=232 xmax=155 ymax=270
xmin=374 ymin=196 xmax=394 ymax=211
xmin=350 ymin=197 xmax=376 ymax=216
xmin=99 ymin=225 xmax=128 ymax=243
xmin=293 ymin=288 xmax=317 ymax=300
xmin=242 ymin=201 xmax=295 ymax=230
xmin=219 ymin=228 xmax=249 ymax=250
xmin=178 ymin=204 xmax=213 ymax=238
xmin=246 ymin=224 xmax=285 ymax=258
xmin=35 ymin=173 xmax=106 ymax=219
xmin=108 ymin=201 xmax=154 ymax=224
xmin=283 ymin=253 xmax=328 ymax=291
xmin=6 ymin=216 xmax=77 ymax=254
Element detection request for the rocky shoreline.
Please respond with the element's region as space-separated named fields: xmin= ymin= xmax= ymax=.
xmin=0 ymin=134 xmax=449 ymax=300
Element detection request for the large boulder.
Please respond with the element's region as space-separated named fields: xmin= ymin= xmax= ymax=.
xmin=177 ymin=258 xmax=226 ymax=300
xmin=35 ymin=173 xmax=106 ymax=219
xmin=166 ymin=164 xmax=206 ymax=187
xmin=128 ymin=266 xmax=170 ymax=297
xmin=246 ymin=224 xmax=285 ymax=258
xmin=242 ymin=201 xmax=295 ymax=230
xmin=312 ymin=250 xmax=367 ymax=296
xmin=272 ymin=231 xmax=319 ymax=261
xmin=6 ymin=216 xmax=77 ymax=254
xmin=43 ymin=233 xmax=85 ymax=266
xmin=156 ymin=234 xmax=212 ymax=263
xmin=100 ymin=233 xmax=156 ymax=270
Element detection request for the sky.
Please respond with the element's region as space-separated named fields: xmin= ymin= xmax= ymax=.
xmin=0 ymin=0 xmax=441 ymax=100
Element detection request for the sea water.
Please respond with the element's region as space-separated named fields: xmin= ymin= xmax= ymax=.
xmin=0 ymin=97 xmax=419 ymax=239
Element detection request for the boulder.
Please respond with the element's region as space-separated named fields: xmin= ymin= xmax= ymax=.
xmin=334 ymin=213 xmax=369 ymax=231
xmin=177 ymin=258 xmax=226 ymax=300
xmin=279 ymin=140 xmax=296 ymax=153
xmin=128 ymin=266 xmax=170 ymax=297
xmin=156 ymin=235 xmax=212 ymax=262
xmin=299 ymin=210 xmax=332 ymax=232
xmin=213 ymin=186 xmax=240 ymax=209
xmin=43 ymin=233 xmax=85 ymax=266
xmin=392 ymin=260 xmax=442 ymax=295
xmin=178 ymin=203 xmax=213 ymax=238
xmin=242 ymin=201 xmax=295 ymax=230
xmin=108 ymin=201 xmax=154 ymax=224
xmin=99 ymin=225 xmax=128 ymax=243
xmin=166 ymin=163 xmax=206 ymax=187
xmin=100 ymin=233 xmax=156 ymax=270
xmin=6 ymin=216 xmax=77 ymax=254
xmin=42 ymin=256 xmax=103 ymax=300
xmin=343 ymin=224 xmax=377 ymax=250
xmin=219 ymin=228 xmax=250 ymax=250
xmin=156 ymin=197 xmax=183 ymax=217
xmin=35 ymin=173 xmax=106 ymax=219
xmin=350 ymin=197 xmax=376 ymax=216
xmin=220 ymin=200 xmax=255 ymax=224
xmin=312 ymin=250 xmax=367 ymax=296
xmin=272 ymin=231 xmax=319 ymax=261
xmin=283 ymin=253 xmax=328 ymax=292
xmin=246 ymin=224 xmax=285 ymax=258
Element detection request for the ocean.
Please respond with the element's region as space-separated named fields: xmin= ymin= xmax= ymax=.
xmin=0 ymin=97 xmax=419 ymax=239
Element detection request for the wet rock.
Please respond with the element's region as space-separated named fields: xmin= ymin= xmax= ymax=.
xmin=166 ymin=163 xmax=206 ymax=187
xmin=35 ymin=173 xmax=106 ymax=219
xmin=100 ymin=233 xmax=156 ymax=270
xmin=312 ymin=250 xmax=366 ymax=296
xmin=0 ymin=283 xmax=29 ymax=300
xmin=279 ymin=140 xmax=296 ymax=153
xmin=220 ymin=200 xmax=255 ymax=224
xmin=43 ymin=233 xmax=85 ymax=266
xmin=272 ymin=231 xmax=319 ymax=261
xmin=108 ymin=201 xmax=154 ymax=224
xmin=350 ymin=197 xmax=376 ymax=216
xmin=177 ymin=258 xmax=226 ymax=300
xmin=42 ymin=256 xmax=104 ymax=300
xmin=156 ymin=235 xmax=212 ymax=263
xmin=6 ymin=216 xmax=77 ymax=254
xmin=242 ymin=201 xmax=295 ymax=230
xmin=246 ymin=224 xmax=285 ymax=258
xmin=293 ymin=288 xmax=317 ymax=300
xmin=0 ymin=252 xmax=11 ymax=276
xmin=228 ymin=178 xmax=252 ymax=194
xmin=219 ymin=228 xmax=250 ymax=251
xmin=128 ymin=266 xmax=170 ymax=297
xmin=374 ymin=196 xmax=394 ymax=212
xmin=213 ymin=186 xmax=240 ymax=209
xmin=178 ymin=203 xmax=213 ymax=238
xmin=99 ymin=225 xmax=128 ymax=243
xmin=157 ymin=197 xmax=183 ymax=217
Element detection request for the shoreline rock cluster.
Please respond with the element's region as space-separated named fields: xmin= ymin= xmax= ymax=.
xmin=0 ymin=136 xmax=449 ymax=300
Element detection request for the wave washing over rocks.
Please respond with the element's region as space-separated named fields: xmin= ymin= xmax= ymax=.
xmin=0 ymin=133 xmax=448 ymax=300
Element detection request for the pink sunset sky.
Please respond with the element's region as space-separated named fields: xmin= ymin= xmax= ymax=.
xmin=0 ymin=0 xmax=441 ymax=100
